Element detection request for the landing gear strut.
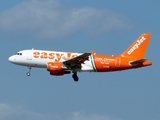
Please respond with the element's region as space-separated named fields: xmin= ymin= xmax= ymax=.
xmin=26 ymin=67 xmax=31 ymax=76
xmin=72 ymin=72 xmax=79 ymax=82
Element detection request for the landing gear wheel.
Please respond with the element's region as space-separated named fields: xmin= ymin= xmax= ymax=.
xmin=72 ymin=72 xmax=79 ymax=82
xmin=26 ymin=72 xmax=31 ymax=76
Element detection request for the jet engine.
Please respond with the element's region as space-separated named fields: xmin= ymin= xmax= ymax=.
xmin=47 ymin=62 xmax=64 ymax=76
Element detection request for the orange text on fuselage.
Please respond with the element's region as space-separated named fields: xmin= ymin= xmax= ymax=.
xmin=33 ymin=51 xmax=78 ymax=62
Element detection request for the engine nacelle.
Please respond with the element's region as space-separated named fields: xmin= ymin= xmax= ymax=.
xmin=47 ymin=62 xmax=64 ymax=76
xmin=47 ymin=62 xmax=63 ymax=71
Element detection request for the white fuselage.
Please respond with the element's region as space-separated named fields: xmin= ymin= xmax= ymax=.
xmin=8 ymin=49 xmax=95 ymax=72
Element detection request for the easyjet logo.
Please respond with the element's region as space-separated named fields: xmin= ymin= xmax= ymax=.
xmin=127 ymin=36 xmax=146 ymax=55
xmin=33 ymin=51 xmax=78 ymax=61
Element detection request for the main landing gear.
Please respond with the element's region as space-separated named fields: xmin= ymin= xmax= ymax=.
xmin=26 ymin=67 xmax=31 ymax=76
xmin=72 ymin=72 xmax=79 ymax=82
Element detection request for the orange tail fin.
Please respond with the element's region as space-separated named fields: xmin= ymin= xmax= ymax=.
xmin=121 ymin=33 xmax=151 ymax=59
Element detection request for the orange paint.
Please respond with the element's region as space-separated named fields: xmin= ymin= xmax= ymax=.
xmin=47 ymin=62 xmax=63 ymax=71
xmin=40 ymin=52 xmax=48 ymax=59
xmin=93 ymin=55 xmax=117 ymax=72
xmin=33 ymin=51 xmax=40 ymax=58
xmin=55 ymin=53 xmax=64 ymax=62
xmin=47 ymin=62 xmax=64 ymax=76
xmin=62 ymin=52 xmax=71 ymax=60
xmin=9 ymin=33 xmax=152 ymax=81
xmin=92 ymin=33 xmax=152 ymax=72
xmin=33 ymin=51 xmax=78 ymax=62
xmin=121 ymin=34 xmax=151 ymax=59
xmin=48 ymin=53 xmax=55 ymax=59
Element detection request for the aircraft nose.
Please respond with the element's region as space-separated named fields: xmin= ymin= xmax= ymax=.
xmin=8 ymin=56 xmax=16 ymax=63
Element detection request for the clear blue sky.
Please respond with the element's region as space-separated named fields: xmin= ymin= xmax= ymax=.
xmin=0 ymin=0 xmax=160 ymax=120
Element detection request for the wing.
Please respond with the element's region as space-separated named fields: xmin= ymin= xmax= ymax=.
xmin=63 ymin=52 xmax=91 ymax=70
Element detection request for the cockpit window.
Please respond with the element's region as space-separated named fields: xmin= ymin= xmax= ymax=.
xmin=16 ymin=53 xmax=22 ymax=55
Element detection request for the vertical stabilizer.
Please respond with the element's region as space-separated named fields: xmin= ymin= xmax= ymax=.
xmin=121 ymin=33 xmax=151 ymax=59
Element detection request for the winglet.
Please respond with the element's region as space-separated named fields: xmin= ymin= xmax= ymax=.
xmin=121 ymin=33 xmax=151 ymax=59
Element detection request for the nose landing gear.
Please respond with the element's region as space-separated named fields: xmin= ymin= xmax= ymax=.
xmin=26 ymin=67 xmax=31 ymax=76
xmin=72 ymin=72 xmax=79 ymax=82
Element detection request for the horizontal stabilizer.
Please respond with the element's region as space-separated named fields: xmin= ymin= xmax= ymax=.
xmin=130 ymin=59 xmax=147 ymax=66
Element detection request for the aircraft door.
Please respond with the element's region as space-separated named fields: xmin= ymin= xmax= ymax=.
xmin=27 ymin=51 xmax=32 ymax=60
xmin=115 ymin=58 xmax=121 ymax=67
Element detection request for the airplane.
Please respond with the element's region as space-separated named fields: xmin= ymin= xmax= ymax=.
xmin=8 ymin=33 xmax=152 ymax=82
